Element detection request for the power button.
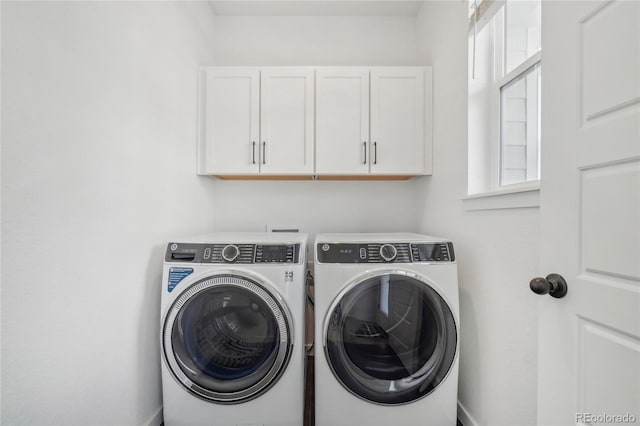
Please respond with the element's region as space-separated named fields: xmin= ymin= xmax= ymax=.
xmin=322 ymin=244 xmax=330 ymax=252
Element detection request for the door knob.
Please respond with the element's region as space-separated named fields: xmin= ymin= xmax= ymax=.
xmin=530 ymin=273 xmax=568 ymax=298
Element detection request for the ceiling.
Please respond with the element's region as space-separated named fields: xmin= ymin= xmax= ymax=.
xmin=208 ymin=1 xmax=426 ymax=17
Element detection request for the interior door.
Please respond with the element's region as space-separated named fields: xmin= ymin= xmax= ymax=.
xmin=538 ymin=1 xmax=640 ymax=424
xmin=204 ymin=67 xmax=260 ymax=175
xmin=260 ymin=67 xmax=314 ymax=175
xmin=315 ymin=67 xmax=370 ymax=175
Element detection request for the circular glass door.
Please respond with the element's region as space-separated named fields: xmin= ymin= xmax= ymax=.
xmin=324 ymin=272 xmax=457 ymax=405
xmin=163 ymin=274 xmax=292 ymax=404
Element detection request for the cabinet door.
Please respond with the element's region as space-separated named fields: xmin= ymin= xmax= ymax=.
xmin=370 ymin=67 xmax=425 ymax=175
xmin=316 ymin=68 xmax=370 ymax=175
xmin=260 ymin=68 xmax=314 ymax=175
xmin=202 ymin=68 xmax=260 ymax=175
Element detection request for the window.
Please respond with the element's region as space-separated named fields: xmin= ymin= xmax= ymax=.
xmin=468 ymin=0 xmax=541 ymax=195
xmin=500 ymin=62 xmax=540 ymax=185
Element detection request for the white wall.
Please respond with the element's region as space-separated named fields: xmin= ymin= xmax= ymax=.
xmin=416 ymin=3 xmax=539 ymax=425
xmin=208 ymin=14 xmax=423 ymax=235
xmin=1 ymin=2 xmax=217 ymax=424
xmin=211 ymin=180 xmax=420 ymax=235
xmin=210 ymin=15 xmax=421 ymax=66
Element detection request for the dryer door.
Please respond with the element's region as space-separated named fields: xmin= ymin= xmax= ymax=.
xmin=163 ymin=274 xmax=292 ymax=404
xmin=324 ymin=271 xmax=457 ymax=405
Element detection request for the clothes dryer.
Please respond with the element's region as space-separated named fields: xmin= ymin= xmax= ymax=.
xmin=160 ymin=232 xmax=307 ymax=426
xmin=314 ymin=233 xmax=459 ymax=426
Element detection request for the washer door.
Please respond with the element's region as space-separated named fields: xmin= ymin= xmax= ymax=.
xmin=324 ymin=272 xmax=457 ymax=405
xmin=163 ymin=274 xmax=292 ymax=404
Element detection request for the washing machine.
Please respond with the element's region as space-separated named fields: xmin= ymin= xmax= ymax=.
xmin=314 ymin=233 xmax=459 ymax=426
xmin=160 ymin=232 xmax=307 ymax=426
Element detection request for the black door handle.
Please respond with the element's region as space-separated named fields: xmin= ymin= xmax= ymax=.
xmin=530 ymin=273 xmax=568 ymax=298
xmin=252 ymin=141 xmax=256 ymax=164
xmin=363 ymin=141 xmax=367 ymax=165
xmin=373 ymin=141 xmax=377 ymax=165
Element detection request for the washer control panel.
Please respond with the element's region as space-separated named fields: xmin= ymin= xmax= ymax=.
xmin=317 ymin=242 xmax=455 ymax=264
xmin=166 ymin=243 xmax=301 ymax=264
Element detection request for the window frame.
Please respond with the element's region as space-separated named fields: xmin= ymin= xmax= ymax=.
xmin=496 ymin=52 xmax=542 ymax=188
xmin=465 ymin=0 xmax=542 ymax=208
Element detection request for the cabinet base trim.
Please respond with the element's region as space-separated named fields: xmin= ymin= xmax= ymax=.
xmin=213 ymin=175 xmax=314 ymax=180
xmin=211 ymin=175 xmax=418 ymax=180
xmin=316 ymin=175 xmax=416 ymax=180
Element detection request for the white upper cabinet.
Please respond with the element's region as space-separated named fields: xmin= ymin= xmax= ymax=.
xmin=199 ymin=67 xmax=313 ymax=176
xmin=315 ymin=66 xmax=431 ymax=177
xmin=199 ymin=66 xmax=432 ymax=178
xmin=370 ymin=67 xmax=426 ymax=175
xmin=260 ymin=68 xmax=314 ymax=175
xmin=200 ymin=67 xmax=260 ymax=175
xmin=315 ymin=67 xmax=370 ymax=175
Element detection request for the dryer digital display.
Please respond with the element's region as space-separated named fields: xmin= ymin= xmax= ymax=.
xmin=410 ymin=243 xmax=455 ymax=262
xmin=255 ymin=244 xmax=298 ymax=263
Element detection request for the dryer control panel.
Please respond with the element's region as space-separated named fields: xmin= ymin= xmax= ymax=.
xmin=165 ymin=243 xmax=301 ymax=264
xmin=316 ymin=242 xmax=455 ymax=263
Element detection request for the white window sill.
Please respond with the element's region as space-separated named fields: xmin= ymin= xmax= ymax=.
xmin=461 ymin=183 xmax=540 ymax=211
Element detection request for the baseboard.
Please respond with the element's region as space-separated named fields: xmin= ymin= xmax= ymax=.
xmin=143 ymin=406 xmax=163 ymax=426
xmin=458 ymin=401 xmax=479 ymax=426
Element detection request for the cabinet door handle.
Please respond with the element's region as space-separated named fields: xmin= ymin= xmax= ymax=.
xmin=363 ymin=142 xmax=367 ymax=164
xmin=252 ymin=141 xmax=256 ymax=164
xmin=373 ymin=141 xmax=377 ymax=165
xmin=262 ymin=141 xmax=266 ymax=165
